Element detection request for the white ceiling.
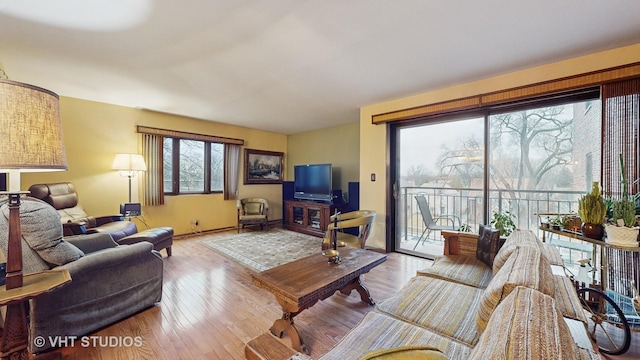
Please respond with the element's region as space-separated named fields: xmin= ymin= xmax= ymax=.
xmin=2 ymin=0 xmax=640 ymax=135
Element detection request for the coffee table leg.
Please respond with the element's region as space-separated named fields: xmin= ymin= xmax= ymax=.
xmin=340 ymin=276 xmax=376 ymax=306
xmin=270 ymin=307 xmax=308 ymax=354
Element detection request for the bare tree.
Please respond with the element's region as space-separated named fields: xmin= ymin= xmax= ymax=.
xmin=491 ymin=106 xmax=573 ymax=192
xmin=438 ymin=136 xmax=483 ymax=187
xmin=404 ymin=164 xmax=432 ymax=187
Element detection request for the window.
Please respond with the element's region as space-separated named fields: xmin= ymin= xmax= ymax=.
xmin=163 ymin=137 xmax=225 ymax=195
xmin=392 ymin=92 xmax=601 ymax=258
xmin=211 ymin=143 xmax=223 ymax=191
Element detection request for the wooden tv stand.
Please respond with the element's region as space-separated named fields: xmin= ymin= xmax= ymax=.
xmin=283 ymin=200 xmax=338 ymax=237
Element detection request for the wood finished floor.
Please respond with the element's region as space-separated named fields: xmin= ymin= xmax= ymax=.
xmin=53 ymin=228 xmax=639 ymax=360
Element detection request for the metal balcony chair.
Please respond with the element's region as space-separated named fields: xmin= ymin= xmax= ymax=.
xmin=413 ymin=194 xmax=460 ymax=250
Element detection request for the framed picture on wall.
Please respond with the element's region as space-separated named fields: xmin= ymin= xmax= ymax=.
xmin=244 ymin=148 xmax=284 ymax=184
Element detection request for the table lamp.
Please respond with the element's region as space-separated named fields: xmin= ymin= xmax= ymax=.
xmin=111 ymin=153 xmax=146 ymax=203
xmin=0 ymin=78 xmax=67 ymax=358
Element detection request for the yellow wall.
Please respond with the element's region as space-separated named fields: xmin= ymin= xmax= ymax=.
xmin=360 ymin=42 xmax=640 ymax=250
xmin=287 ymin=121 xmax=360 ymax=198
xmin=21 ymin=97 xmax=287 ymax=236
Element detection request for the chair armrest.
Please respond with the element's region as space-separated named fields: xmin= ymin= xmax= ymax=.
xmin=55 ymin=241 xmax=157 ymax=275
xmin=95 ymin=215 xmax=125 ymax=226
xmin=62 ymin=222 xmax=88 ymax=236
xmin=327 ymin=215 xmax=376 ymax=231
xmin=65 ymin=233 xmax=118 ymax=254
xmin=435 ymin=215 xmax=461 ymax=228
xmin=327 ymin=218 xmax=360 ymax=231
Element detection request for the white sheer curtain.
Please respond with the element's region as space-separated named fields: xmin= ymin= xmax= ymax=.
xmin=140 ymin=133 xmax=164 ymax=206
xmin=224 ymin=143 xmax=241 ymax=200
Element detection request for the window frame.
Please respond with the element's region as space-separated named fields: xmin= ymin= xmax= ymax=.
xmin=164 ymin=137 xmax=224 ymax=195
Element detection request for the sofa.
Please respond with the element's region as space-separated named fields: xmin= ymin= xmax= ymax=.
xmin=0 ymin=197 xmax=163 ymax=354
xmin=248 ymin=228 xmax=601 ymax=360
xmin=319 ymin=228 xmax=599 ymax=359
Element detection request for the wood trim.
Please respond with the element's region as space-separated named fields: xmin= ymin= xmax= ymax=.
xmin=481 ymin=62 xmax=640 ymax=106
xmin=372 ymin=62 xmax=640 ymax=124
xmin=372 ymin=96 xmax=480 ymax=124
xmin=136 ymin=125 xmax=244 ymax=145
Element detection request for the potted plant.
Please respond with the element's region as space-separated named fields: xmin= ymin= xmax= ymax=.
xmin=605 ymin=154 xmax=639 ymax=246
xmin=561 ymin=214 xmax=582 ymax=232
xmin=549 ymin=215 xmax=562 ymax=230
xmin=490 ymin=210 xmax=516 ymax=237
xmin=458 ymin=223 xmax=472 ymax=233
xmin=578 ymin=181 xmax=607 ymax=240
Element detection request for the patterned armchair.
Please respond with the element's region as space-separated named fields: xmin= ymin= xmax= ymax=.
xmin=237 ymin=198 xmax=269 ymax=233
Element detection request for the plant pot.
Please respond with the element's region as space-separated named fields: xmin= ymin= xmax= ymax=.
xmin=581 ymin=222 xmax=604 ymax=240
xmin=604 ymin=224 xmax=639 ymax=247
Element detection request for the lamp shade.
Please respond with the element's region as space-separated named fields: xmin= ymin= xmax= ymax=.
xmin=111 ymin=153 xmax=147 ymax=172
xmin=0 ymin=79 xmax=67 ymax=172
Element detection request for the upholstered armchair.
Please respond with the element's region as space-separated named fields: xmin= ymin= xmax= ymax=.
xmin=322 ymin=210 xmax=376 ymax=250
xmin=237 ymin=198 xmax=269 ymax=233
xmin=0 ymin=196 xmax=163 ymax=354
xmin=28 ymin=182 xmax=138 ymax=240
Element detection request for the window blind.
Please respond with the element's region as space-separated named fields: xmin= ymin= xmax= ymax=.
xmin=601 ymin=78 xmax=640 ymax=198
xmin=137 ymin=125 xmax=244 ymax=145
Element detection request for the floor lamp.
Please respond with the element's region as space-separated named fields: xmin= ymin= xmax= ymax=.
xmin=0 ymin=79 xmax=68 ymax=359
xmin=111 ymin=153 xmax=147 ymax=203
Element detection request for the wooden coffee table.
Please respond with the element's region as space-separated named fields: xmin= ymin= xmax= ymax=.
xmin=251 ymin=247 xmax=387 ymax=354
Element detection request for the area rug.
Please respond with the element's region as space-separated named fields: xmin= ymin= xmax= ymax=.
xmin=199 ymin=228 xmax=323 ymax=272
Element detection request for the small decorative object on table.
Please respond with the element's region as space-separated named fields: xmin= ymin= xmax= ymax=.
xmin=322 ymin=249 xmax=341 ymax=264
xmin=323 ymin=210 xmax=342 ymax=264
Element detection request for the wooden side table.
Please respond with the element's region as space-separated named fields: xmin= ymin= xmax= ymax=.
xmin=0 ymin=270 xmax=71 ymax=360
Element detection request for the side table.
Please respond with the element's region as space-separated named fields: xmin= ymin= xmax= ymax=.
xmin=0 ymin=270 xmax=71 ymax=360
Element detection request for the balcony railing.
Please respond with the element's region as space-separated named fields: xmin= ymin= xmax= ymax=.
xmin=399 ymin=186 xmax=584 ymax=243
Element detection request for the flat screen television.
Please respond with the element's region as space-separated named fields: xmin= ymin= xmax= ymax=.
xmin=294 ymin=163 xmax=332 ymax=202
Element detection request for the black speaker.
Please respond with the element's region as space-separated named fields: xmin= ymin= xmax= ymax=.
xmin=332 ymin=189 xmax=344 ymax=204
xmin=283 ymin=181 xmax=295 ymax=200
xmin=348 ymin=182 xmax=359 ymax=211
xmin=282 ymin=181 xmax=295 ymax=220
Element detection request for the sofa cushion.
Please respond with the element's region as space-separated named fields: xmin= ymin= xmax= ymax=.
xmin=475 ymin=224 xmax=501 ymax=267
xmin=243 ymin=202 xmax=263 ymax=215
xmin=319 ymin=312 xmax=473 ymax=360
xmin=417 ymin=255 xmax=493 ymax=289
xmin=553 ymin=274 xmax=588 ymax=324
xmin=360 ymin=346 xmax=448 ymax=360
xmin=477 ymin=245 xmax=555 ymax=332
xmin=492 ymin=229 xmax=542 ymax=273
xmin=543 ymin=243 xmax=564 ymax=266
xmin=0 ymin=197 xmax=84 ymax=272
xmin=376 ymin=276 xmax=484 ymax=346
xmin=470 ymin=286 xmax=579 ymax=360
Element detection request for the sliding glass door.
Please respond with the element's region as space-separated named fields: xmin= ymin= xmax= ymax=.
xmin=393 ymin=96 xmax=601 ymax=260
xmin=394 ymin=117 xmax=485 ymax=258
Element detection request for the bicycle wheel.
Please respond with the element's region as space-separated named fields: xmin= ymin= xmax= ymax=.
xmin=577 ymin=287 xmax=631 ymax=355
